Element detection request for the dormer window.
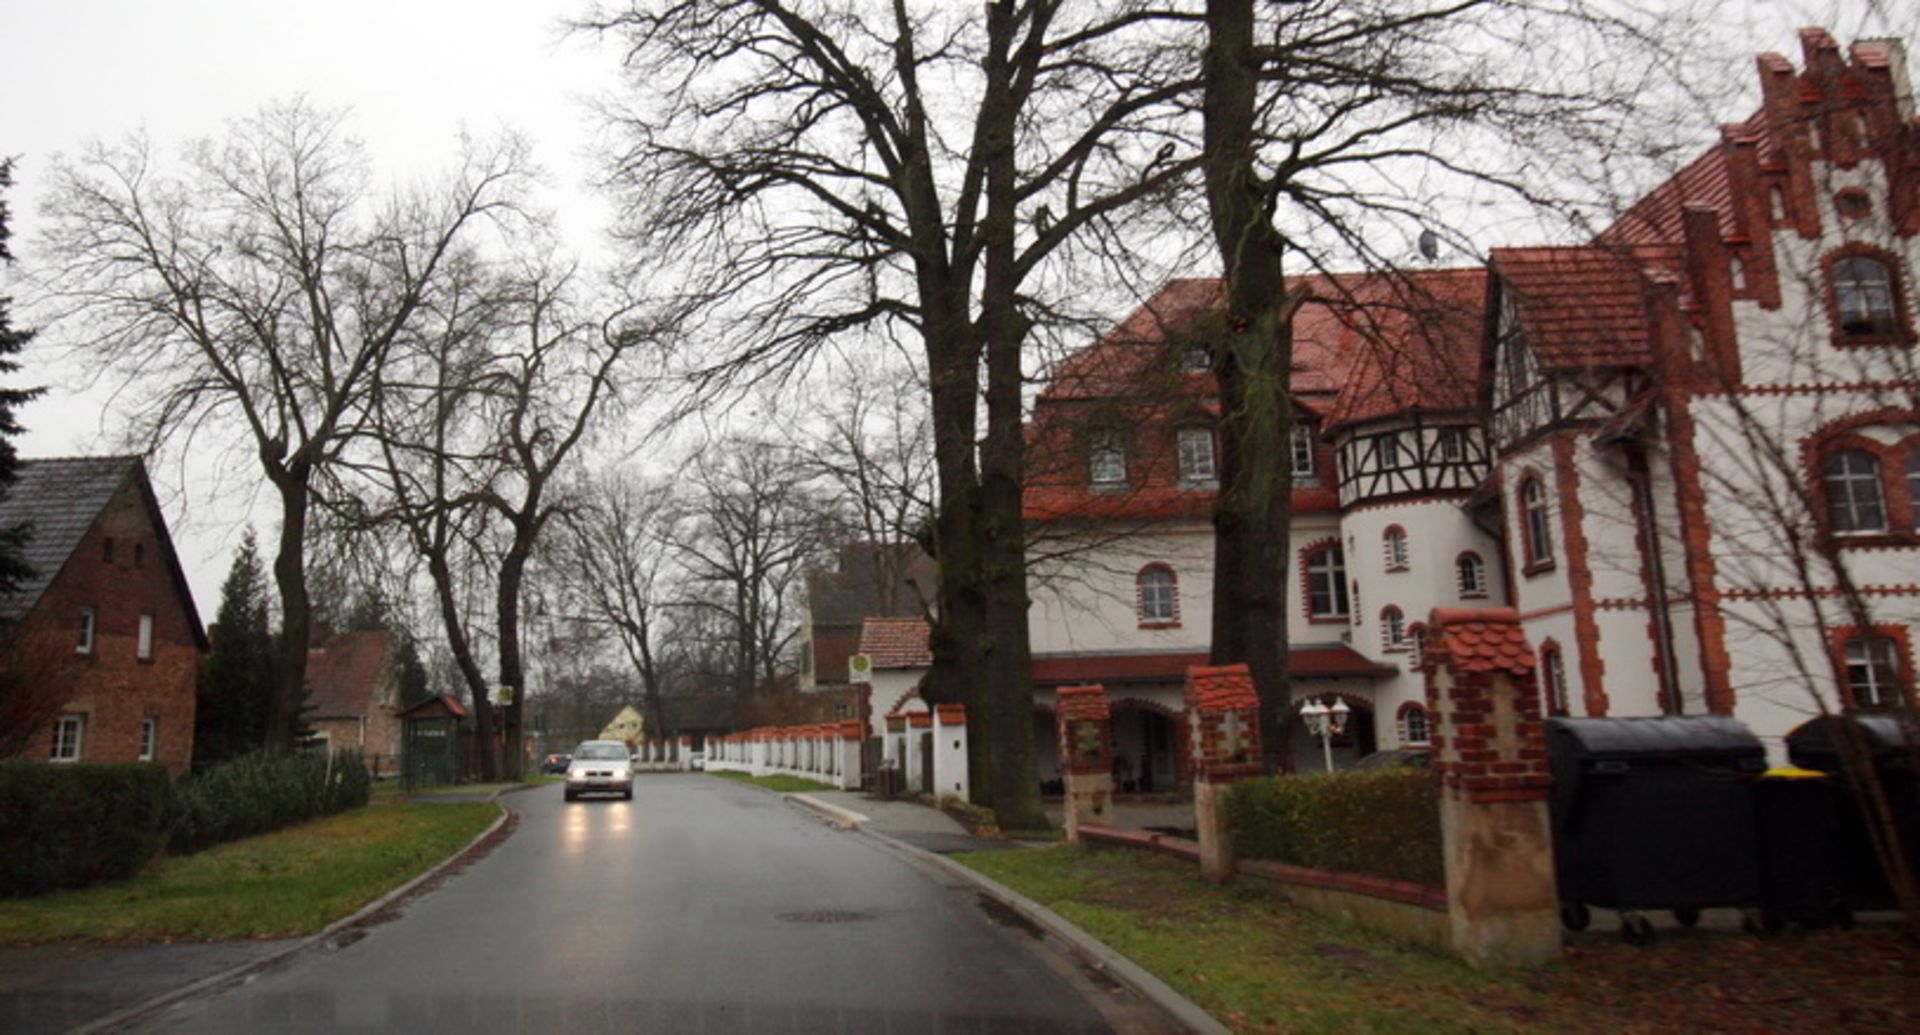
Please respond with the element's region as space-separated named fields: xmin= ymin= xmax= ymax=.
xmin=1089 ymin=433 xmax=1127 ymax=487
xmin=1176 ymin=427 xmax=1217 ymax=484
xmin=1290 ymin=422 xmax=1317 ymax=478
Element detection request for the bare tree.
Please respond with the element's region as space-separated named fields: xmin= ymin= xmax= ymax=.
xmin=554 ymin=468 xmax=678 ymax=745
xmin=37 ymin=101 xmax=528 ymax=752
xmin=580 ymin=0 xmax=1202 ymax=827
xmin=669 ymin=438 xmax=831 ymax=700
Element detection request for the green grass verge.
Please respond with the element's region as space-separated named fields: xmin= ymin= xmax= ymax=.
xmin=0 ymin=801 xmax=499 ymax=945
xmin=954 ymin=845 xmax=1568 ymax=1034
xmin=706 ymin=770 xmax=836 ymax=794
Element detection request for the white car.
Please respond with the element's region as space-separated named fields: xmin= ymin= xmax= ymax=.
xmin=564 ymin=740 xmax=635 ymax=801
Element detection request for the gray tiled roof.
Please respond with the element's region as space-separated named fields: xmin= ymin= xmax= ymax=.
xmin=0 ymin=456 xmax=141 ymax=622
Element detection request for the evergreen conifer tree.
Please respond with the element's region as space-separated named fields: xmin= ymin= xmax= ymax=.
xmin=0 ymin=159 xmax=46 ymax=593
xmin=193 ymin=528 xmax=278 ymax=769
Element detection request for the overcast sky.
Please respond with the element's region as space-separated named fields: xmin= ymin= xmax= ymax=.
xmin=0 ymin=0 xmax=1907 ymax=617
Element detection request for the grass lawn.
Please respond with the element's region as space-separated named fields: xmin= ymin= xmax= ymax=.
xmin=955 ymin=845 xmax=1918 ymax=1034
xmin=706 ymin=770 xmax=836 ymax=794
xmin=0 ymin=801 xmax=499 ymax=945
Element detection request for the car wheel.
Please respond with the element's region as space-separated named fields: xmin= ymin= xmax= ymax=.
xmin=623 ymin=789 xmax=634 ymax=801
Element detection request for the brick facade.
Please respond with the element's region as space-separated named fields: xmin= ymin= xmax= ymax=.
xmin=7 ymin=460 xmax=206 ymax=776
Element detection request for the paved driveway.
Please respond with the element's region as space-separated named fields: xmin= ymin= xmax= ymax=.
xmin=132 ymin=777 xmax=1118 ymax=1034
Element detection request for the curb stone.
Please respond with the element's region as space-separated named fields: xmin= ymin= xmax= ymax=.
xmin=73 ymin=794 xmax=517 ymax=1034
xmin=783 ymin=792 xmax=869 ymax=829
xmin=783 ymin=794 xmax=1230 ymax=1035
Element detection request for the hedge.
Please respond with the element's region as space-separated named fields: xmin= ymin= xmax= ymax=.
xmin=0 ymin=761 xmax=178 ymax=897
xmin=172 ymin=750 xmax=372 ymax=854
xmin=1223 ymin=768 xmax=1443 ymax=888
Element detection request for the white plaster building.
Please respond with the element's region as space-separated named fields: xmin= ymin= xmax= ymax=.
xmin=1025 ymin=28 xmax=1918 ymax=772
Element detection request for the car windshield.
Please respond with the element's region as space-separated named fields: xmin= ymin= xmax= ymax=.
xmin=574 ymin=744 xmax=628 ymax=760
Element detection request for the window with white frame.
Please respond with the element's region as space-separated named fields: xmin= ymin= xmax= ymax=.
xmin=1437 ymin=428 xmax=1464 ymax=462
xmin=51 ymin=714 xmax=84 ymax=762
xmin=1456 ymin=552 xmax=1488 ymax=597
xmin=76 ymin=607 xmax=96 ymax=654
xmin=1305 ymin=546 xmax=1349 ymax=618
xmin=1409 ymin=624 xmax=1428 ymax=665
xmin=139 ymin=718 xmax=158 ymax=761
xmin=1089 ymin=432 xmax=1127 ymax=487
xmin=1541 ymin=646 xmax=1569 ymax=716
xmin=1180 ymin=344 xmax=1210 ymax=373
xmin=1377 ymin=434 xmax=1401 ymax=470
xmin=1176 ymin=427 xmax=1217 ymax=483
xmin=1831 ymin=254 xmax=1900 ymax=338
xmin=1400 ymin=703 xmax=1430 ymax=745
xmin=1383 ymin=527 xmax=1409 ymax=570
xmin=1843 ymin=635 xmax=1904 ymax=709
xmin=1381 ymin=606 xmax=1406 ymax=650
xmin=1823 ymin=449 xmax=1887 ymax=533
xmin=137 ymin=613 xmax=154 ymax=660
xmin=1290 ymin=422 xmax=1317 ymax=478
xmin=1910 ymin=452 xmax=1920 ymax=530
xmin=1137 ymin=566 xmax=1178 ymax=624
xmin=1521 ymin=477 xmax=1554 ymax=566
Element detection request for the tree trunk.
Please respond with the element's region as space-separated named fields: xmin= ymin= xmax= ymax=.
xmin=496 ymin=522 xmax=534 ymax=781
xmin=267 ymin=464 xmax=313 ymax=755
xmin=975 ymin=0 xmax=1044 ymax=829
xmin=1204 ymin=0 xmax=1294 ymax=773
xmin=427 ymin=544 xmax=498 ymax=782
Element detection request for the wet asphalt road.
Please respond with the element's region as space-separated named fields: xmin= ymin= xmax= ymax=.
xmin=133 ymin=777 xmax=1117 ymax=1034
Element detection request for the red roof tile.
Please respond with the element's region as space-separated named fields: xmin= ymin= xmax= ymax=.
xmin=857 ymin=617 xmax=932 ymax=669
xmin=1057 ymin=684 xmax=1111 ymax=721
xmin=304 ymin=629 xmax=396 ymax=720
xmin=1428 ymin=608 xmax=1537 ymax=675
xmin=1487 ymin=246 xmax=1655 ymax=369
xmin=1033 ymin=647 xmax=1393 ymax=686
xmin=1186 ymin=663 xmax=1259 ymax=712
xmin=1323 ymin=268 xmax=1489 ymax=430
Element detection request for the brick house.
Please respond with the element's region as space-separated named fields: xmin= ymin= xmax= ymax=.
xmin=303 ymin=627 xmax=405 ymax=777
xmin=0 ymin=456 xmax=208 ymax=775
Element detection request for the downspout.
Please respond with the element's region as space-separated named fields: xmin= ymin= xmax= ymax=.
xmin=1626 ymin=442 xmax=1685 ymax=714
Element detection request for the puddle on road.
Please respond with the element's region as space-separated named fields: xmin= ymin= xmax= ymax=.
xmin=974 ymin=894 xmax=1044 ymax=939
xmin=777 ymin=909 xmax=874 ymax=924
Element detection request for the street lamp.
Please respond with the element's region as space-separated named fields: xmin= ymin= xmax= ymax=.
xmin=1299 ymin=698 xmax=1350 ymax=773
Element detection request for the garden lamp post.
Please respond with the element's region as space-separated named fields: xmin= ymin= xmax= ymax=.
xmin=1299 ymin=698 xmax=1350 ymax=773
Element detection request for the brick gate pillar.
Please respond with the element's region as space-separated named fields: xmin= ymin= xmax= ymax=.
xmin=1424 ymin=608 xmax=1559 ymax=966
xmin=1185 ymin=664 xmax=1263 ymax=884
xmin=1055 ymin=685 xmax=1113 ymax=844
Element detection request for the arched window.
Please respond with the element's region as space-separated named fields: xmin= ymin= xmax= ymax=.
xmin=1456 ymin=552 xmax=1488 ymax=597
xmin=1409 ymin=624 xmax=1428 ymax=665
xmin=1380 ymin=606 xmax=1406 ymax=650
xmin=1176 ymin=427 xmax=1217 ymax=483
xmin=1089 ymin=432 xmax=1127 ymax=486
xmin=1830 ymin=254 xmax=1900 ymax=339
xmin=1521 ymin=476 xmax=1554 ymax=567
xmin=1398 ymin=703 xmax=1430 ymax=745
xmin=1823 ymin=449 xmax=1887 ymax=533
xmin=1305 ymin=545 xmax=1349 ymax=619
xmin=1540 ymin=644 xmax=1569 ymax=716
xmin=1137 ymin=566 xmax=1178 ymax=624
xmin=1383 ymin=526 xmax=1409 ymax=570
xmin=1842 ymin=634 xmax=1905 ymax=709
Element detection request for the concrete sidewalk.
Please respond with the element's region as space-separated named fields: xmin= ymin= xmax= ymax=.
xmin=801 ymin=790 xmax=1018 ymax=855
xmin=0 ymin=941 xmax=299 ymax=1035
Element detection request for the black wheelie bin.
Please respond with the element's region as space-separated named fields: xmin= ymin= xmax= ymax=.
xmin=1545 ymin=715 xmax=1767 ymax=944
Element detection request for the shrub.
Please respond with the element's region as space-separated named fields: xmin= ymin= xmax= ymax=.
xmin=172 ymin=749 xmax=372 ymax=854
xmin=0 ymin=761 xmax=178 ymax=897
xmin=1223 ymin=768 xmax=1442 ymax=887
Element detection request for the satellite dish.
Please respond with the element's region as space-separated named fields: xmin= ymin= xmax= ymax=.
xmin=1417 ymin=229 xmax=1440 ymax=261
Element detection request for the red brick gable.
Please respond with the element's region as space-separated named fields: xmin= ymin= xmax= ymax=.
xmin=304 ymin=629 xmax=397 ymax=719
